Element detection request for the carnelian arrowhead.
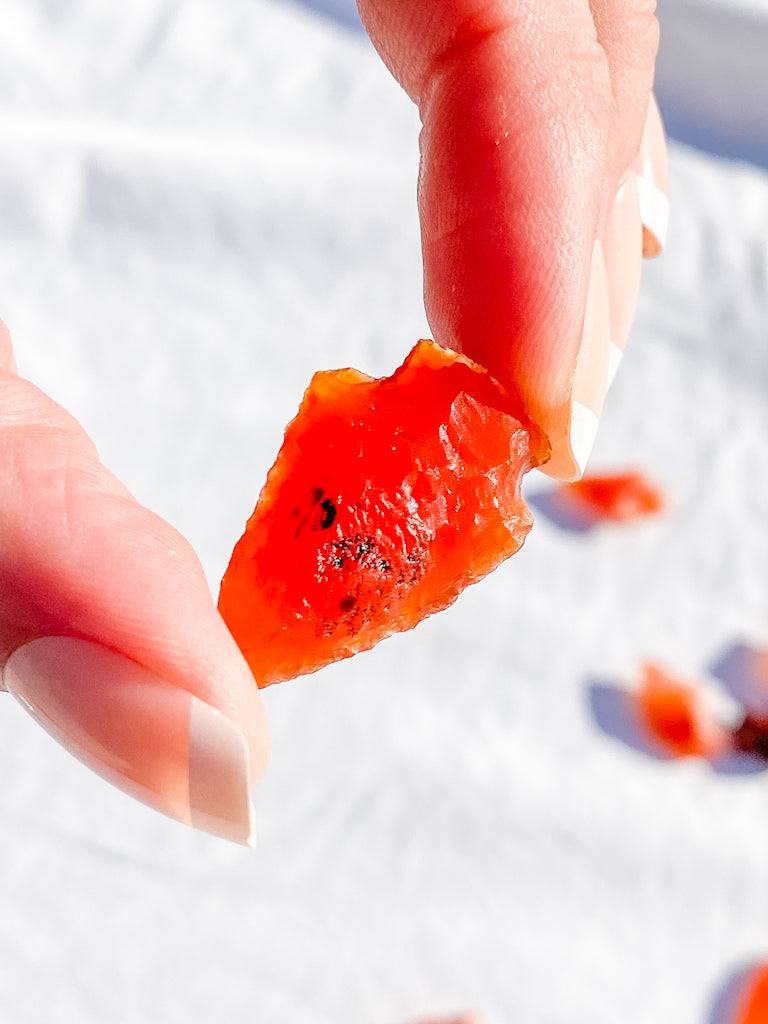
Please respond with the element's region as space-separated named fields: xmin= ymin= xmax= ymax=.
xmin=218 ymin=340 xmax=548 ymax=686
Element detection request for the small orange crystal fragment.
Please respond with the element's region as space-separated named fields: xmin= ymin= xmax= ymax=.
xmin=559 ymin=471 xmax=664 ymax=521
xmin=218 ymin=340 xmax=548 ymax=686
xmin=634 ymin=663 xmax=728 ymax=759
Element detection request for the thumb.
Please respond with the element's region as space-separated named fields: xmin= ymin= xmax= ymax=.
xmin=357 ymin=0 xmax=662 ymax=478
xmin=0 ymin=320 xmax=270 ymax=845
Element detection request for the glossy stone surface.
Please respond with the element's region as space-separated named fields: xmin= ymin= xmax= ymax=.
xmin=219 ymin=340 xmax=548 ymax=686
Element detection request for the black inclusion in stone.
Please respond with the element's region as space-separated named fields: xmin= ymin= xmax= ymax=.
xmin=319 ymin=498 xmax=336 ymax=530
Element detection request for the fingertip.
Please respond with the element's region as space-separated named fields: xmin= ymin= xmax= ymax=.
xmin=226 ymin=633 xmax=272 ymax=786
xmin=542 ymin=162 xmax=648 ymax=482
xmin=188 ymin=693 xmax=258 ymax=846
xmin=3 ymin=636 xmax=267 ymax=845
xmin=541 ymin=239 xmax=611 ymax=481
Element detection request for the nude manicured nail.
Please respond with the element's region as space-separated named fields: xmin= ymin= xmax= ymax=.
xmin=603 ymin=173 xmax=643 ymax=387
xmin=633 ymin=93 xmax=669 ymax=256
xmin=539 ymin=239 xmax=611 ymax=481
xmin=3 ymin=637 xmax=256 ymax=845
xmin=569 ymin=238 xmax=611 ymax=478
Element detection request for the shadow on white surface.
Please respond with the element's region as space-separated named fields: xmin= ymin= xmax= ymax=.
xmin=710 ymin=643 xmax=768 ymax=715
xmin=295 ymin=0 xmax=362 ymax=30
xmin=587 ymin=678 xmax=670 ymax=762
xmin=707 ymin=960 xmax=764 ymax=1024
xmin=527 ymin=487 xmax=599 ymax=535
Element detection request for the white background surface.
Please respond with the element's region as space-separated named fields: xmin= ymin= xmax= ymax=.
xmin=0 ymin=1 xmax=767 ymax=1022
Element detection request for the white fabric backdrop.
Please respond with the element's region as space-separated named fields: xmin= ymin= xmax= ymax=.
xmin=0 ymin=2 xmax=767 ymax=1022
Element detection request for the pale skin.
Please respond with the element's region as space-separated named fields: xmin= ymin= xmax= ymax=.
xmin=0 ymin=0 xmax=665 ymax=842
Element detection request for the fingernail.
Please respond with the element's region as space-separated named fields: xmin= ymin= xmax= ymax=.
xmin=633 ymin=93 xmax=669 ymax=257
xmin=569 ymin=238 xmax=611 ymax=478
xmin=3 ymin=637 xmax=256 ymax=846
xmin=603 ymin=173 xmax=643 ymax=387
xmin=538 ymin=239 xmax=611 ymax=481
xmin=606 ymin=338 xmax=623 ymax=392
xmin=567 ymin=401 xmax=600 ymax=478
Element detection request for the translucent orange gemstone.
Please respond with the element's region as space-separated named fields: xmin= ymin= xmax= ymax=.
xmin=218 ymin=340 xmax=548 ymax=686
xmin=559 ymin=471 xmax=665 ymax=521
xmin=634 ymin=663 xmax=728 ymax=760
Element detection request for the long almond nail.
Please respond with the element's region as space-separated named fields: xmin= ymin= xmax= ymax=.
xmin=539 ymin=239 xmax=611 ymax=481
xmin=569 ymin=238 xmax=611 ymax=478
xmin=603 ymin=173 xmax=643 ymax=388
xmin=633 ymin=94 xmax=669 ymax=256
xmin=3 ymin=637 xmax=256 ymax=845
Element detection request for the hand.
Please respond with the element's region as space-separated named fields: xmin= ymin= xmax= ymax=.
xmin=0 ymin=0 xmax=666 ymax=844
xmin=0 ymin=317 xmax=270 ymax=845
xmin=358 ymin=0 xmax=668 ymax=479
